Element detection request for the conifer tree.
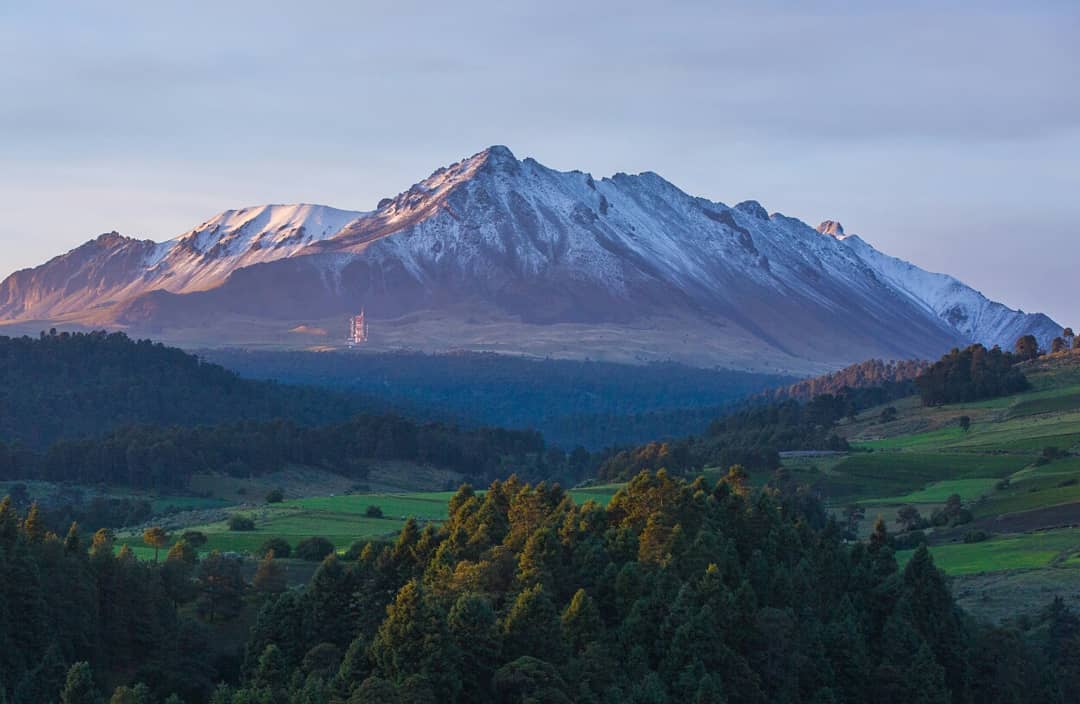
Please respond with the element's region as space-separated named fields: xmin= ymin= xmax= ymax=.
xmin=245 ymin=590 xmax=308 ymax=676
xmin=161 ymin=540 xmax=198 ymax=607
xmin=141 ymin=526 xmax=169 ymax=562
xmin=252 ymin=644 xmax=289 ymax=695
xmin=252 ymin=550 xmax=287 ymax=596
xmin=503 ymin=584 xmax=565 ymax=663
xmin=109 ymin=683 xmax=152 ymax=704
xmin=0 ymin=496 xmax=18 ymax=550
xmin=60 ymin=662 xmax=99 ymax=704
xmin=447 ymin=593 xmax=500 ymax=699
xmin=196 ymin=550 xmax=244 ymax=623
xmin=335 ymin=636 xmax=373 ymax=696
xmin=21 ymin=503 xmax=45 ymax=543
xmin=723 ymin=464 xmax=750 ymax=497
xmin=516 ymin=525 xmax=562 ymax=589
xmin=908 ymin=642 xmax=950 ymax=704
xmin=63 ymin=522 xmax=82 ymax=555
xmin=371 ymin=580 xmax=462 ymax=699
xmin=1016 ymin=334 xmax=1039 ymax=360
xmin=493 ymin=657 xmax=573 ymax=704
xmin=902 ymin=546 xmax=970 ymax=701
xmin=308 ymin=554 xmax=355 ymax=647
xmin=561 ymin=588 xmax=602 ymax=654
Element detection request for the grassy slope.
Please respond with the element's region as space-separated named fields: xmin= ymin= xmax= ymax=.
xmin=820 ymin=355 xmax=1080 ymax=609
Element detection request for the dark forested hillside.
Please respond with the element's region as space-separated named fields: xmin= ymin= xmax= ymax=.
xmin=0 ymin=497 xmax=213 ymax=702
xmin=7 ymin=416 xmax=554 ymax=490
xmin=0 ymin=331 xmax=375 ymax=447
xmin=914 ymin=344 xmax=1030 ymax=406
xmin=199 ymin=349 xmax=795 ymax=450
xmin=6 ymin=473 xmax=1075 ymax=703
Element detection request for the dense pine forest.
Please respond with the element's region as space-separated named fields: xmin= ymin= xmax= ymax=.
xmin=1 ymin=416 xmax=555 ymax=490
xmin=914 ymin=344 xmax=1030 ymax=406
xmin=0 ymin=331 xmax=375 ymax=448
xmin=3 ymin=473 xmax=1079 ymax=703
xmin=0 ymin=333 xmax=588 ymax=493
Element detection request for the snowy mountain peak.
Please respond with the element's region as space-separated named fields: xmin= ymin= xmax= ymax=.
xmin=92 ymin=231 xmax=131 ymax=246
xmin=479 ymin=144 xmax=517 ymax=162
xmin=817 ymin=220 xmax=846 ymax=238
xmin=734 ymin=200 xmax=769 ymax=220
xmin=0 ymin=145 xmax=1061 ymax=370
xmin=179 ymin=203 xmax=363 ymax=253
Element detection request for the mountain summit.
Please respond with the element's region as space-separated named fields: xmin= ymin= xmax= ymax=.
xmin=0 ymin=147 xmax=1059 ymax=372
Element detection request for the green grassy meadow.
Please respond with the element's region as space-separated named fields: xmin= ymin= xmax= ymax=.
xmin=833 ymin=356 xmax=1080 ymax=595
xmin=897 ymin=528 xmax=1080 ymax=575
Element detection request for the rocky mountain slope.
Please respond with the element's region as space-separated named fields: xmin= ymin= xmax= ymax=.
xmin=0 ymin=146 xmax=1060 ymax=373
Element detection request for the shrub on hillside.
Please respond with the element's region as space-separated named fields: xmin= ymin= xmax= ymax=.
xmin=180 ymin=530 xmax=208 ymax=547
xmin=365 ymin=504 xmax=384 ymax=518
xmin=257 ymin=537 xmax=291 ymax=559
xmin=892 ymin=530 xmax=927 ymax=550
xmin=266 ymin=488 xmax=285 ymax=504
xmin=228 ymin=515 xmax=256 ymax=531
xmin=295 ymin=536 xmax=335 ymax=561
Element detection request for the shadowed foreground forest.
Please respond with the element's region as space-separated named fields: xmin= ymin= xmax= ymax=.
xmin=3 ymin=471 xmax=1079 ymax=703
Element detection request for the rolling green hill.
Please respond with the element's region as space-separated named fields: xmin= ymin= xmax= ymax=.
xmin=812 ymin=353 xmax=1080 ymax=619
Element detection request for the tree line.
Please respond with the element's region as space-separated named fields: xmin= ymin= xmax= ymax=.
xmin=0 ymin=331 xmax=377 ymax=449
xmin=914 ymin=344 xmax=1030 ymax=406
xmin=595 ymin=393 xmax=858 ymax=481
xmin=0 ymin=415 xmax=561 ymax=492
xmin=764 ymin=358 xmax=928 ymax=404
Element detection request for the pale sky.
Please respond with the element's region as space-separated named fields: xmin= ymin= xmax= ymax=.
xmin=1 ymin=1 xmax=1077 ymax=324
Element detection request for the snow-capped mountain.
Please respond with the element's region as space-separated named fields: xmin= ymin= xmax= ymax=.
xmin=0 ymin=146 xmax=1060 ymax=372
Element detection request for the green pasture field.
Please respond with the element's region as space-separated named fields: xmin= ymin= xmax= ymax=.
xmin=818 ymin=452 xmax=1030 ymax=501
xmin=856 ymin=427 xmax=967 ymax=452
xmin=973 ymin=481 xmax=1080 ymax=518
xmin=290 ymin=493 xmax=456 ymax=520
xmin=1008 ymin=389 xmax=1080 ymax=419
xmin=898 ymin=528 xmax=1080 ymax=576
xmin=860 ymin=478 xmax=1000 ymax=506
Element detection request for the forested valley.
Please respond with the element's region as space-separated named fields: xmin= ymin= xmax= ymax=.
xmin=200 ymin=349 xmax=794 ymax=450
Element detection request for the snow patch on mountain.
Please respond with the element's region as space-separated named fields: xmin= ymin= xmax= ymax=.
xmin=152 ymin=203 xmax=365 ymax=292
xmin=820 ymin=222 xmax=1060 ymax=349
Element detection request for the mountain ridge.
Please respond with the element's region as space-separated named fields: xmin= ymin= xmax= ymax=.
xmin=0 ymin=146 xmax=1060 ymax=373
